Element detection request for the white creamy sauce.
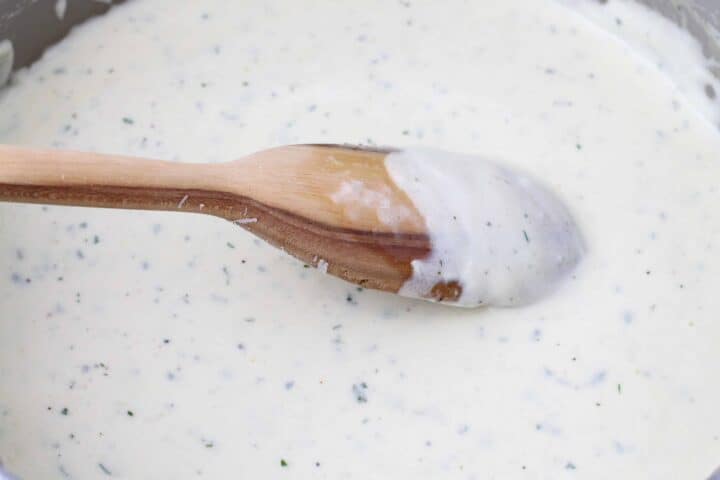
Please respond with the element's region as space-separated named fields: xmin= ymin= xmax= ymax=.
xmin=561 ymin=0 xmax=720 ymax=125
xmin=331 ymin=179 xmax=415 ymax=229
xmin=386 ymin=148 xmax=583 ymax=307
xmin=0 ymin=40 xmax=13 ymax=88
xmin=316 ymin=258 xmax=329 ymax=274
xmin=1 ymin=0 xmax=720 ymax=479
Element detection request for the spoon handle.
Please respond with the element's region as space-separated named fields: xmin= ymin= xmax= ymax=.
xmin=0 ymin=143 xmax=436 ymax=300
xmin=0 ymin=144 xmax=223 ymax=214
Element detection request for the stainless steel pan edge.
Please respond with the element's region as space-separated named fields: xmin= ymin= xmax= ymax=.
xmin=636 ymin=0 xmax=720 ymax=76
xmin=0 ymin=0 xmax=124 ymax=87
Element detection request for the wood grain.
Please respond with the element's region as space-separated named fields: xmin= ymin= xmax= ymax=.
xmin=0 ymin=144 xmax=436 ymax=296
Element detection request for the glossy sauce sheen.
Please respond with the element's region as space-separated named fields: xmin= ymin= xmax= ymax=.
xmin=1 ymin=0 xmax=719 ymax=479
xmin=386 ymin=147 xmax=584 ymax=306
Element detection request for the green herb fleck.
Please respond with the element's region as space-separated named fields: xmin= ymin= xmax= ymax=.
xmin=280 ymin=459 xmax=288 ymax=467
xmin=98 ymin=463 xmax=112 ymax=476
xmin=352 ymin=382 xmax=369 ymax=403
xmin=61 ymin=407 xmax=69 ymax=416
xmin=617 ymin=383 xmax=622 ymax=394
xmin=575 ymin=143 xmax=582 ymax=150
xmin=226 ymin=242 xmax=235 ymax=249
xmin=122 ymin=117 xmax=134 ymax=125
xmin=127 ymin=410 xmax=134 ymax=417
xmin=523 ymin=230 xmax=530 ymax=243
xmin=705 ymin=83 xmax=716 ymax=100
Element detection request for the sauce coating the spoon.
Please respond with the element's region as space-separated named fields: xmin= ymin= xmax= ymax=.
xmin=386 ymin=148 xmax=583 ymax=306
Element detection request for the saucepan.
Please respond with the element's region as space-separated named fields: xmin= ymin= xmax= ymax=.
xmin=0 ymin=0 xmax=719 ymax=479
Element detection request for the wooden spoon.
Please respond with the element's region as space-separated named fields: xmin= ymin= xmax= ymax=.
xmin=0 ymin=143 xmax=452 ymax=300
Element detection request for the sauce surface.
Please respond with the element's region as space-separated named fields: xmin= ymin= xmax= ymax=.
xmin=1 ymin=0 xmax=719 ymax=478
